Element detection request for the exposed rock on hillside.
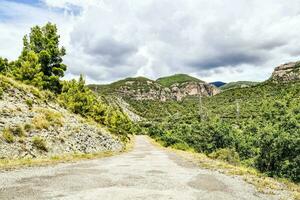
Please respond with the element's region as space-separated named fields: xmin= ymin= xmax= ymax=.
xmin=271 ymin=61 xmax=300 ymax=82
xmin=91 ymin=75 xmax=219 ymax=102
xmin=0 ymin=76 xmax=123 ymax=159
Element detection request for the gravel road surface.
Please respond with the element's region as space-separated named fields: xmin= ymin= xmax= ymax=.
xmin=0 ymin=136 xmax=279 ymax=200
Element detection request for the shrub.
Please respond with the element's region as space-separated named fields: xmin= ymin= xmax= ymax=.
xmin=2 ymin=128 xmax=14 ymax=143
xmin=209 ymin=148 xmax=240 ymax=165
xmin=32 ymin=136 xmax=48 ymax=151
xmin=24 ymin=123 xmax=33 ymax=131
xmin=25 ymin=99 xmax=33 ymax=109
xmin=0 ymin=87 xmax=3 ymax=99
xmin=32 ymin=115 xmax=50 ymax=130
xmin=13 ymin=125 xmax=26 ymax=137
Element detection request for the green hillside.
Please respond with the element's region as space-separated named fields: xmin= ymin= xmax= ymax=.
xmin=156 ymin=74 xmax=204 ymax=87
xmin=130 ymin=81 xmax=300 ymax=182
xmin=220 ymin=81 xmax=259 ymax=90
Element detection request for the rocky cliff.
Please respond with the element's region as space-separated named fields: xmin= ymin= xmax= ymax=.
xmin=0 ymin=76 xmax=123 ymax=159
xmin=271 ymin=61 xmax=300 ymax=82
xmin=91 ymin=75 xmax=220 ymax=102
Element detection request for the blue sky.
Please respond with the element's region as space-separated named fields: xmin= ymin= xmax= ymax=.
xmin=0 ymin=0 xmax=300 ymax=84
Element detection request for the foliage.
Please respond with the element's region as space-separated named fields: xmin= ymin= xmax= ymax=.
xmin=220 ymin=81 xmax=259 ymax=91
xmin=209 ymin=148 xmax=240 ymax=165
xmin=0 ymin=57 xmax=9 ymax=73
xmin=133 ymin=81 xmax=300 ymax=182
xmin=32 ymin=136 xmax=48 ymax=151
xmin=58 ymin=75 xmax=134 ymax=139
xmin=2 ymin=128 xmax=14 ymax=143
xmin=156 ymin=74 xmax=203 ymax=87
xmin=7 ymin=23 xmax=67 ymax=93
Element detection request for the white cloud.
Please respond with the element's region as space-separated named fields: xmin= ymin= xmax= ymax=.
xmin=1 ymin=0 xmax=300 ymax=83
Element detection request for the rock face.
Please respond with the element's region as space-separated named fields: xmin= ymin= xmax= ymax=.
xmin=117 ymin=80 xmax=219 ymax=102
xmin=271 ymin=61 xmax=300 ymax=82
xmin=0 ymin=77 xmax=123 ymax=159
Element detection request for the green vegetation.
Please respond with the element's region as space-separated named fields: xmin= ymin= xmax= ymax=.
xmin=32 ymin=136 xmax=48 ymax=151
xmin=156 ymin=74 xmax=203 ymax=87
xmin=220 ymin=81 xmax=259 ymax=91
xmin=13 ymin=125 xmax=26 ymax=137
xmin=131 ymin=81 xmax=300 ymax=182
xmin=0 ymin=23 xmax=134 ymax=141
xmin=89 ymin=76 xmax=156 ymax=95
xmin=2 ymin=128 xmax=15 ymax=143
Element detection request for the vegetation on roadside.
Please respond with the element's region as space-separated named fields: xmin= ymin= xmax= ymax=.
xmin=0 ymin=22 xmax=135 ymax=142
xmin=130 ymin=81 xmax=300 ymax=183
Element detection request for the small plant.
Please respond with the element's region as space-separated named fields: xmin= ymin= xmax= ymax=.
xmin=2 ymin=128 xmax=14 ymax=143
xmin=32 ymin=115 xmax=50 ymax=130
xmin=25 ymin=99 xmax=33 ymax=109
xmin=24 ymin=123 xmax=33 ymax=131
xmin=34 ymin=108 xmax=64 ymax=127
xmin=209 ymin=148 xmax=240 ymax=165
xmin=13 ymin=125 xmax=26 ymax=137
xmin=0 ymin=87 xmax=3 ymax=99
xmin=32 ymin=136 xmax=48 ymax=151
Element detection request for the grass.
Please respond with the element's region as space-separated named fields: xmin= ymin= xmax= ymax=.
xmin=32 ymin=136 xmax=48 ymax=152
xmin=32 ymin=115 xmax=50 ymax=129
xmin=148 ymin=136 xmax=300 ymax=200
xmin=12 ymin=125 xmax=26 ymax=137
xmin=2 ymin=128 xmax=14 ymax=143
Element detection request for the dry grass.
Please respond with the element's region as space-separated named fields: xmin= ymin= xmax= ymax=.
xmin=2 ymin=128 xmax=15 ymax=143
xmin=32 ymin=114 xmax=50 ymax=129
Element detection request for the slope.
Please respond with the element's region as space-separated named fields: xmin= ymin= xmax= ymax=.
xmin=0 ymin=75 xmax=123 ymax=160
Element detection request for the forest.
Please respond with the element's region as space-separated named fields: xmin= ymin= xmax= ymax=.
xmin=129 ymin=82 xmax=300 ymax=182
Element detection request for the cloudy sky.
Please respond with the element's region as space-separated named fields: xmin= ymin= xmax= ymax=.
xmin=1 ymin=0 xmax=300 ymax=84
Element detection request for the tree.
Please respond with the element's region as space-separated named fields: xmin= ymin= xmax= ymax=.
xmin=21 ymin=23 xmax=67 ymax=93
xmin=0 ymin=57 xmax=9 ymax=73
xmin=14 ymin=51 xmax=44 ymax=88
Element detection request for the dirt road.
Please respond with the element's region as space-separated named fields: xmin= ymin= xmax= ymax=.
xmin=0 ymin=136 xmax=278 ymax=200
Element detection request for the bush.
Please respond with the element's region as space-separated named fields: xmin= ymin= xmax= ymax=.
xmin=209 ymin=148 xmax=240 ymax=165
xmin=32 ymin=115 xmax=50 ymax=130
xmin=32 ymin=136 xmax=48 ymax=151
xmin=25 ymin=99 xmax=33 ymax=109
xmin=37 ymin=108 xmax=64 ymax=127
xmin=12 ymin=125 xmax=26 ymax=137
xmin=24 ymin=123 xmax=33 ymax=131
xmin=2 ymin=128 xmax=14 ymax=143
xmin=0 ymin=87 xmax=3 ymax=99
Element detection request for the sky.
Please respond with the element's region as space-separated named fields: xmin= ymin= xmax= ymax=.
xmin=0 ymin=0 xmax=300 ymax=84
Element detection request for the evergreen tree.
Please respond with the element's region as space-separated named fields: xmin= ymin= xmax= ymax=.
xmin=21 ymin=22 xmax=66 ymax=93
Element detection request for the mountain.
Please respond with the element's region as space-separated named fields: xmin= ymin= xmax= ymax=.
xmin=220 ymin=81 xmax=259 ymax=90
xmin=117 ymin=61 xmax=300 ymax=182
xmin=90 ymin=74 xmax=219 ymax=101
xmin=156 ymin=74 xmax=204 ymax=87
xmin=270 ymin=61 xmax=300 ymax=82
xmin=210 ymin=81 xmax=227 ymax=87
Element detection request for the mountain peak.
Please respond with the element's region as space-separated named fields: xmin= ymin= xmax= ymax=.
xmin=271 ymin=61 xmax=300 ymax=83
xmin=156 ymin=74 xmax=204 ymax=87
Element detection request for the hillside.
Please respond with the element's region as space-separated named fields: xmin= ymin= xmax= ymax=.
xmin=220 ymin=81 xmax=259 ymax=90
xmin=0 ymin=75 xmax=123 ymax=159
xmin=90 ymin=74 xmax=219 ymax=101
xmin=122 ymin=62 xmax=300 ymax=183
xmin=156 ymin=74 xmax=204 ymax=87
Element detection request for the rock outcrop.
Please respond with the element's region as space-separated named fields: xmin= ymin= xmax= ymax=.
xmin=116 ymin=80 xmax=219 ymax=102
xmin=271 ymin=61 xmax=300 ymax=83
